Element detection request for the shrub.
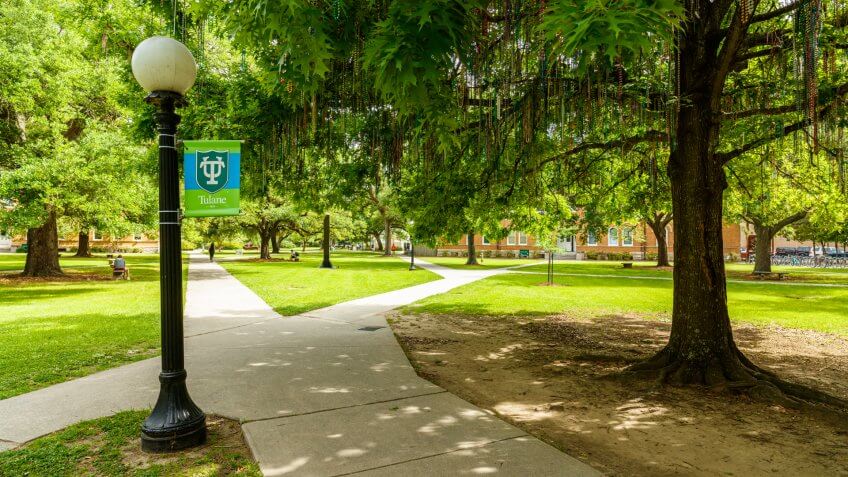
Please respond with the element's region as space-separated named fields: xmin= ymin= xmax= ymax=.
xmin=585 ymin=251 xmax=599 ymax=260
xmin=216 ymin=240 xmax=243 ymax=250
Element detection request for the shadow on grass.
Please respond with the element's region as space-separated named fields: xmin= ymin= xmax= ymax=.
xmin=0 ymin=311 xmax=160 ymax=399
xmin=0 ymin=287 xmax=106 ymax=303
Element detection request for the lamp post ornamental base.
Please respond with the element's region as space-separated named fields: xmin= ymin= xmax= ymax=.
xmin=141 ymin=371 xmax=207 ymax=452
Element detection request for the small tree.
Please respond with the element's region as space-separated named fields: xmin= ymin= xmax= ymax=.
xmin=238 ymin=198 xmax=298 ymax=259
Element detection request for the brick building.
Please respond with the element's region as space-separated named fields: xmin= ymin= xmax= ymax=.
xmin=57 ymin=230 xmax=159 ymax=253
xmin=438 ymin=222 xmax=746 ymax=260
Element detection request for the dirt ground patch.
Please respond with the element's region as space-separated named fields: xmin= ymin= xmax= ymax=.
xmin=0 ymin=271 xmax=112 ymax=283
xmin=121 ymin=415 xmax=252 ymax=470
xmin=388 ymin=312 xmax=848 ymax=476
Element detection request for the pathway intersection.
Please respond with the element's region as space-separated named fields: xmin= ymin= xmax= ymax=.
xmin=0 ymin=255 xmax=598 ymax=476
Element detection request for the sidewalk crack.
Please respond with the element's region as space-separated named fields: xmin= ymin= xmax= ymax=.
xmin=332 ymin=435 xmax=528 ymax=476
xmin=240 ymin=390 xmax=448 ymax=425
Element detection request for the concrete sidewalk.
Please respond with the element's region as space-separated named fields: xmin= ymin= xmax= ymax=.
xmin=0 ymin=255 xmax=599 ymax=476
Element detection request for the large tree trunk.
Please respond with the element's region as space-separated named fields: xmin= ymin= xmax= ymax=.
xmin=23 ymin=211 xmax=63 ymax=277
xmin=465 ymin=231 xmax=478 ymax=265
xmin=629 ymin=7 xmax=848 ymax=407
xmin=373 ymin=232 xmax=383 ymax=251
xmin=74 ymin=230 xmax=91 ymax=258
xmin=271 ymin=229 xmax=280 ymax=254
xmin=259 ymin=231 xmax=271 ymax=259
xmin=646 ymin=218 xmax=671 ymax=267
xmin=634 ymin=95 xmax=752 ymax=386
xmin=320 ymin=214 xmax=333 ymax=268
xmin=753 ymin=224 xmax=773 ymax=273
xmin=383 ymin=218 xmax=392 ymax=256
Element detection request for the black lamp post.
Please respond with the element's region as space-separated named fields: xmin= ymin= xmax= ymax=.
xmin=408 ymin=220 xmax=416 ymax=271
xmin=132 ymin=36 xmax=206 ymax=452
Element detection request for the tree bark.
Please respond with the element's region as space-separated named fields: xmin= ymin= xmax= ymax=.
xmin=465 ymin=231 xmax=478 ymax=265
xmin=259 ymin=230 xmax=271 ymax=259
xmin=23 ymin=211 xmax=63 ymax=277
xmin=373 ymin=232 xmax=383 ymax=251
xmin=751 ymin=212 xmax=806 ymax=273
xmin=74 ymin=230 xmax=91 ymax=258
xmin=271 ymin=229 xmax=280 ymax=254
xmin=753 ymin=224 xmax=773 ymax=273
xmin=646 ymin=216 xmax=671 ymax=267
xmin=320 ymin=213 xmax=333 ymax=268
xmin=383 ymin=217 xmax=392 ymax=256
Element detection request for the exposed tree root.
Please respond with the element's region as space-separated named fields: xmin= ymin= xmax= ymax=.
xmin=628 ymin=345 xmax=848 ymax=410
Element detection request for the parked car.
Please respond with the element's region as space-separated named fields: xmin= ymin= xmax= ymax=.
xmin=774 ymin=246 xmax=812 ymax=257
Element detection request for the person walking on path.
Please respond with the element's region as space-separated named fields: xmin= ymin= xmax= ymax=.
xmin=209 ymin=242 xmax=215 ymax=262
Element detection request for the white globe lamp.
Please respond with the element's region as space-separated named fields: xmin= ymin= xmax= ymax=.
xmin=131 ymin=36 xmax=197 ymax=95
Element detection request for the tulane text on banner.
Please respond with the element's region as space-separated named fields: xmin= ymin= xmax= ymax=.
xmin=183 ymin=140 xmax=241 ymax=217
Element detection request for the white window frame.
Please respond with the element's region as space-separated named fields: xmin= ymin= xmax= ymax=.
xmin=622 ymin=227 xmax=633 ymax=246
xmin=518 ymin=232 xmax=528 ymax=246
xmin=586 ymin=231 xmax=597 ymax=246
xmin=656 ymin=225 xmax=672 ymax=246
xmin=507 ymin=233 xmax=516 ymax=245
xmin=481 ymin=236 xmax=491 ymax=245
xmin=608 ymin=227 xmax=619 ymax=246
xmin=93 ymin=229 xmax=102 ymax=241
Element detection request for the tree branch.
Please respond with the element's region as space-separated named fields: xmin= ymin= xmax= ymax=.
xmin=712 ymin=0 xmax=763 ymax=99
xmin=718 ymin=81 xmax=848 ymax=164
xmin=544 ymin=130 xmax=667 ymax=166
xmin=774 ymin=210 xmax=808 ymax=232
xmin=722 ymin=104 xmax=797 ymax=120
xmin=750 ymin=0 xmax=803 ymax=24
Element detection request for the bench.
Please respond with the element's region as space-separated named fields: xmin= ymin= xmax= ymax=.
xmin=753 ymin=271 xmax=788 ymax=280
xmin=109 ymin=259 xmax=130 ymax=280
xmin=622 ymin=262 xmax=633 ymax=269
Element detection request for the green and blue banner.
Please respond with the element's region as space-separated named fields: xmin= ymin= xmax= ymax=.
xmin=183 ymin=140 xmax=241 ymax=217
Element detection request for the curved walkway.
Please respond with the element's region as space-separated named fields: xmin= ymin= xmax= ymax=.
xmin=0 ymin=254 xmax=598 ymax=476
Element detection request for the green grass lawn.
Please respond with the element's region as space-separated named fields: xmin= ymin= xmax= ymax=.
xmin=406 ymin=271 xmax=848 ymax=336
xmin=513 ymin=259 xmax=848 ymax=285
xmin=420 ymin=256 xmax=543 ymax=270
xmin=221 ymin=250 xmax=440 ymax=316
xmin=421 ymin=255 xmax=848 ymax=284
xmin=0 ymin=253 xmax=169 ymax=399
xmin=0 ymin=410 xmax=260 ymax=476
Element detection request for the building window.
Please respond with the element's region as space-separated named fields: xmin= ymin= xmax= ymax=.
xmin=518 ymin=232 xmax=528 ymax=245
xmin=507 ymin=233 xmax=516 ymax=245
xmin=93 ymin=230 xmax=102 ymax=240
xmin=622 ymin=228 xmax=633 ymax=246
xmin=587 ymin=231 xmax=597 ymax=246
xmin=481 ymin=236 xmax=491 ymax=245
xmin=134 ymin=233 xmax=143 ymax=241
xmin=608 ymin=227 xmax=619 ymax=246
